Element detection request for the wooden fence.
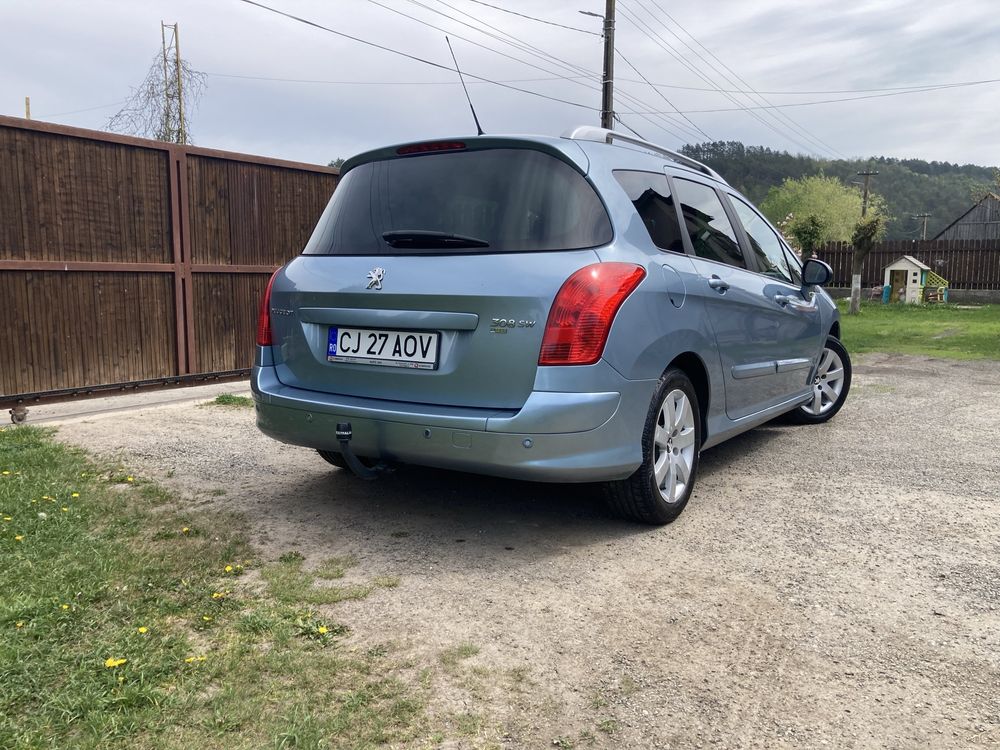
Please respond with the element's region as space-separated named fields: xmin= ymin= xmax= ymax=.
xmin=0 ymin=116 xmax=338 ymax=407
xmin=816 ymin=239 xmax=1000 ymax=290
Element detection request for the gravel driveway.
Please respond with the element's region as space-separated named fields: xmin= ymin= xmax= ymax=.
xmin=52 ymin=353 xmax=1000 ymax=748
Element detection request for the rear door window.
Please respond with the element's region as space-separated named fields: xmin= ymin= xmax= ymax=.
xmin=673 ymin=178 xmax=746 ymax=268
xmin=303 ymin=148 xmax=613 ymax=255
xmin=613 ymin=170 xmax=685 ymax=253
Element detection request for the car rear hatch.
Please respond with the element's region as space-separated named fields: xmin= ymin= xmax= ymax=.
xmin=268 ymin=139 xmax=614 ymax=411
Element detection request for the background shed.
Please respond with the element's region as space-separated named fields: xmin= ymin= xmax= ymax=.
xmin=933 ymin=193 xmax=1000 ymax=240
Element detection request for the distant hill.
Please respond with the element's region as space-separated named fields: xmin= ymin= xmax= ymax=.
xmin=679 ymin=141 xmax=997 ymax=240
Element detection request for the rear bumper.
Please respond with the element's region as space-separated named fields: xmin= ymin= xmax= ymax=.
xmin=251 ymin=362 xmax=653 ymax=483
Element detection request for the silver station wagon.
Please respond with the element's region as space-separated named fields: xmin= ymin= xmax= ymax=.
xmin=253 ymin=126 xmax=850 ymax=524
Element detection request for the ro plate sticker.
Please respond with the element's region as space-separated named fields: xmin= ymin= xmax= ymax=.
xmin=327 ymin=327 xmax=338 ymax=358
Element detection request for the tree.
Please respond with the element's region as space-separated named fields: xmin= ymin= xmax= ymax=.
xmin=971 ymin=168 xmax=1000 ymax=201
xmin=848 ymin=214 xmax=887 ymax=315
xmin=787 ymin=214 xmax=826 ymax=261
xmin=328 ymin=158 xmax=345 ymax=169
xmin=760 ymin=175 xmax=863 ymax=246
xmin=107 ymin=25 xmax=205 ymax=144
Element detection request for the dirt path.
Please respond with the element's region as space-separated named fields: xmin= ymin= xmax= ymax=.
xmin=53 ymin=354 xmax=1000 ymax=748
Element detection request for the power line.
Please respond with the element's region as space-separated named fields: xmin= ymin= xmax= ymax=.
xmin=206 ymin=72 xmax=592 ymax=85
xmin=612 ymin=76 xmax=1000 ymax=95
xmin=616 ymin=2 xmax=823 ymax=156
xmin=236 ymin=0 xmax=599 ymax=111
xmin=636 ymin=0 xmax=844 ymax=158
xmin=367 ymin=0 xmax=602 ymax=95
xmin=400 ymin=0 xmax=703 ymax=143
xmin=615 ymin=49 xmax=710 ymax=139
xmin=460 ymin=0 xmax=600 ymax=35
xmin=35 ymin=99 xmax=128 ymax=119
xmin=618 ymin=81 xmax=1000 ymax=114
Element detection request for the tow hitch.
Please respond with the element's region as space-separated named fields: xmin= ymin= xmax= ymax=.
xmin=335 ymin=422 xmax=382 ymax=480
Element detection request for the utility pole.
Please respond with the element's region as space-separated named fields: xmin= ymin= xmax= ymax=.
xmin=174 ymin=23 xmax=186 ymax=145
xmin=912 ymin=213 xmax=931 ymax=240
xmin=159 ymin=22 xmax=188 ymax=144
xmin=24 ymin=96 xmax=30 ymax=119
xmin=582 ymin=2 xmax=616 ymax=129
xmin=858 ymin=168 xmax=878 ymax=218
xmin=600 ymin=0 xmax=615 ymax=130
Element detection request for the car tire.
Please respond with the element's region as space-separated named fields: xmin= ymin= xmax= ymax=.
xmin=604 ymin=368 xmax=701 ymax=525
xmin=786 ymin=335 xmax=852 ymax=424
xmin=316 ymin=450 xmax=375 ymax=470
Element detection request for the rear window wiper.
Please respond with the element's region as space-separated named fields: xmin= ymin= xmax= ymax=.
xmin=382 ymin=230 xmax=490 ymax=249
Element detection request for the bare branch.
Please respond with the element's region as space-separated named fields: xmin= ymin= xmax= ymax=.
xmin=107 ymin=53 xmax=206 ymax=143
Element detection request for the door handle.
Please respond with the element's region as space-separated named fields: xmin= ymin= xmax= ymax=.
xmin=774 ymin=293 xmax=817 ymax=311
xmin=708 ymin=275 xmax=729 ymax=292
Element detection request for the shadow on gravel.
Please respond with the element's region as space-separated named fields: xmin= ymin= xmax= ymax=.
xmin=253 ymin=460 xmax=651 ymax=568
xmin=698 ymin=424 xmax=786 ymax=479
xmin=247 ymin=423 xmax=793 ymax=565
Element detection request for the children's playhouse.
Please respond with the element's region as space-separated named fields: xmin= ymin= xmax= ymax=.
xmin=881 ymin=255 xmax=949 ymax=304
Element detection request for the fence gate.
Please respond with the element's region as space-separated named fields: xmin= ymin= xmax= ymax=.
xmin=0 ymin=116 xmax=338 ymax=420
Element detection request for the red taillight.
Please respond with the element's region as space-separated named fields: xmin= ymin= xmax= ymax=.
xmin=256 ymin=270 xmax=280 ymax=346
xmin=396 ymin=141 xmax=466 ymax=155
xmin=539 ymin=263 xmax=646 ymax=366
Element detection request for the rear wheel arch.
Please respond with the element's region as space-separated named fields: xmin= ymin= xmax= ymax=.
xmin=665 ymin=352 xmax=709 ymax=446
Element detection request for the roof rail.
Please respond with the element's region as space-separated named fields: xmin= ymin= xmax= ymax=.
xmin=563 ymin=125 xmax=726 ymax=183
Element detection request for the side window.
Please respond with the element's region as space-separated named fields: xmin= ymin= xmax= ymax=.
xmin=613 ymin=170 xmax=685 ymax=253
xmin=673 ymin=178 xmax=745 ymax=268
xmin=730 ymin=197 xmax=795 ymax=284
xmin=782 ymin=246 xmax=803 ymax=285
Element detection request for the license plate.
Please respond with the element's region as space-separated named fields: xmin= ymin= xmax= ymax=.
xmin=327 ymin=327 xmax=439 ymax=369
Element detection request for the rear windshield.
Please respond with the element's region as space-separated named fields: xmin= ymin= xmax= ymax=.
xmin=302 ymin=148 xmax=613 ymax=255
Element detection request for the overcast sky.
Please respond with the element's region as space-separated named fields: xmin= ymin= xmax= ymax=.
xmin=3 ymin=0 xmax=999 ymax=167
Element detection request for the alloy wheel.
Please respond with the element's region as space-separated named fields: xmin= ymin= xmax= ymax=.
xmin=653 ymin=389 xmax=697 ymax=503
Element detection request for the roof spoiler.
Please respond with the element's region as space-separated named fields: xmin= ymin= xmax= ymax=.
xmin=563 ymin=125 xmax=726 ymax=184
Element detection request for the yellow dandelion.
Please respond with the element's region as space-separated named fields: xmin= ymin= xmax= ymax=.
xmin=42 ymin=495 xmax=51 ymax=500
xmin=71 ymin=492 xmax=80 ymax=498
xmin=137 ymin=626 xmax=148 ymax=634
xmin=181 ymin=527 xmax=190 ymax=534
xmin=15 ymin=621 xmax=24 ymax=628
xmin=126 ymin=476 xmax=134 ymax=483
xmin=1 ymin=471 xmax=9 ymax=476
xmin=30 ymin=499 xmax=37 ymax=504
xmin=14 ymin=535 xmax=24 ymax=542
xmin=184 ymin=655 xmax=207 ymax=663
xmin=104 ymin=657 xmax=127 ymax=668
xmin=61 ymin=507 xmax=69 ymax=512
xmin=201 ymin=615 xmax=213 ymax=622
xmin=3 ymin=516 xmax=11 ymax=522
xmin=61 ymin=604 xmax=70 ymax=610
xmin=317 ymin=626 xmax=328 ymax=635
xmin=224 ymin=565 xmax=233 ymax=573
xmin=211 ymin=592 xmax=224 ymax=599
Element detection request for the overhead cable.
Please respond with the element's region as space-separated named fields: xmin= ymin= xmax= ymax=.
xmin=236 ymin=0 xmax=599 ymax=111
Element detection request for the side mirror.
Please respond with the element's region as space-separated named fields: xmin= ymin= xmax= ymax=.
xmin=802 ymin=258 xmax=833 ymax=287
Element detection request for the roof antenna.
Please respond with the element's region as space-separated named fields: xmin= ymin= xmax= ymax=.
xmin=445 ymin=36 xmax=484 ymax=136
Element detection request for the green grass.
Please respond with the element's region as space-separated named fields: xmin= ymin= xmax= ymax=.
xmin=0 ymin=426 xmax=427 ymax=749
xmin=209 ymin=394 xmax=254 ymax=408
xmin=838 ymin=302 xmax=1000 ymax=360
